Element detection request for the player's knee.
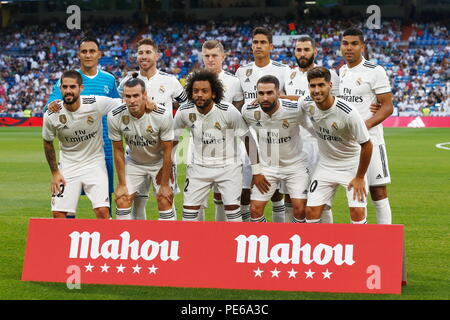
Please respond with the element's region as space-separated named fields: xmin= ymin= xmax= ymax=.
xmin=369 ymin=185 xmax=388 ymax=201
xmin=157 ymin=197 xmax=172 ymax=212
xmin=306 ymin=206 xmax=320 ymax=220
xmin=115 ymin=196 xmax=132 ymax=209
xmin=293 ymin=203 xmax=306 ymax=219
xmin=250 ymin=202 xmax=264 ymax=218
xmin=52 ymin=211 xmax=67 ymax=219
xmin=95 ymin=207 xmax=110 ymax=219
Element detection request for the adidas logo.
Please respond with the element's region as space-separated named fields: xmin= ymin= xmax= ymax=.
xmin=62 ymin=125 xmax=69 ymax=130
xmin=288 ymin=81 xmax=293 ymax=85
xmin=376 ymin=174 xmax=382 ymax=179
xmin=245 ymin=78 xmax=251 ymax=82
xmin=407 ymin=116 xmax=426 ymax=128
xmin=124 ymin=127 xmax=131 ymax=131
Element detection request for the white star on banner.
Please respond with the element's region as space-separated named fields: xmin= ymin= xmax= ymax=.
xmin=84 ymin=263 xmax=94 ymax=272
xmin=287 ymin=268 xmax=298 ymax=278
xmin=270 ymin=268 xmax=280 ymax=278
xmin=148 ymin=264 xmax=158 ymax=274
xmin=116 ymin=264 xmax=126 ymax=273
xmin=100 ymin=263 xmax=110 ymax=273
xmin=253 ymin=267 xmax=263 ymax=278
xmin=305 ymin=269 xmax=315 ymax=279
xmin=132 ymin=264 xmax=142 ymax=274
xmin=322 ymin=269 xmax=333 ymax=279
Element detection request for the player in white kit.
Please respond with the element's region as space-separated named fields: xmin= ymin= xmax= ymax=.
xmin=300 ymin=67 xmax=373 ymax=224
xmin=242 ymin=75 xmax=312 ymax=223
xmin=339 ymin=28 xmax=394 ymax=224
xmin=174 ymin=70 xmax=253 ymax=222
xmin=198 ymin=40 xmax=248 ymax=221
xmin=235 ymin=27 xmax=289 ymax=222
xmin=282 ymin=35 xmax=339 ymax=224
xmin=42 ymin=71 xmax=124 ymax=219
xmin=118 ymin=38 xmax=187 ymax=220
xmin=108 ymin=75 xmax=175 ymax=220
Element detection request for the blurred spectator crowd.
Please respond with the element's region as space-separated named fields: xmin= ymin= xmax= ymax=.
xmin=0 ymin=17 xmax=448 ymax=117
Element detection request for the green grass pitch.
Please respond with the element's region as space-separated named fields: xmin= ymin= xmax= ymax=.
xmin=0 ymin=127 xmax=449 ymax=300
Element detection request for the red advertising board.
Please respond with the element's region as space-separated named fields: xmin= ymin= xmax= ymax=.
xmin=0 ymin=117 xmax=43 ymax=127
xmin=22 ymin=219 xmax=404 ymax=294
xmin=383 ymin=116 xmax=450 ymax=128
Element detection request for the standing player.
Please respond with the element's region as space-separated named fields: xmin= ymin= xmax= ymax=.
xmin=174 ymin=70 xmax=253 ymax=222
xmin=46 ymin=36 xmax=120 ymax=218
xmin=118 ymin=38 xmax=187 ymax=220
xmin=339 ymin=28 xmax=394 ymax=224
xmin=301 ymin=67 xmax=373 ymax=223
xmin=236 ymin=27 xmax=289 ymax=222
xmin=282 ymin=35 xmax=339 ymax=224
xmin=200 ymin=40 xmax=248 ymax=221
xmin=108 ymin=75 xmax=175 ymax=220
xmin=43 ymin=71 xmax=123 ymax=219
xmin=242 ymin=75 xmax=312 ymax=223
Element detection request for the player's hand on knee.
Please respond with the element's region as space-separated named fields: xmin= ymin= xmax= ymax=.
xmin=114 ymin=184 xmax=129 ymax=201
xmin=252 ymin=174 xmax=270 ymax=194
xmin=348 ymin=177 xmax=367 ymax=202
xmin=157 ymin=185 xmax=173 ymax=203
xmin=47 ymin=100 xmax=62 ymax=113
xmin=51 ymin=171 xmax=66 ymax=196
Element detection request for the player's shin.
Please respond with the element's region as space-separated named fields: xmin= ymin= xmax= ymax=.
xmin=214 ymin=198 xmax=226 ymax=221
xmin=224 ymin=206 xmax=242 ymax=222
xmin=132 ymin=195 xmax=148 ymax=220
xmin=373 ymin=198 xmax=392 ymax=224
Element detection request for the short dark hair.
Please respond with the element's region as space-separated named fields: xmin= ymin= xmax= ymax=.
xmin=257 ymin=75 xmax=280 ymax=90
xmin=307 ymin=66 xmax=331 ymax=83
xmin=137 ymin=37 xmax=158 ymax=51
xmin=185 ymin=69 xmax=224 ymax=104
xmin=61 ymin=70 xmax=83 ymax=86
xmin=123 ymin=73 xmax=146 ymax=93
xmin=296 ymin=35 xmax=316 ymax=48
xmin=79 ymin=36 xmax=100 ymax=49
xmin=342 ymin=28 xmax=364 ymax=43
xmin=252 ymin=27 xmax=272 ymax=43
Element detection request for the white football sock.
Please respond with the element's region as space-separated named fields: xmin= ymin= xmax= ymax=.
xmin=250 ymin=216 xmax=267 ymax=223
xmin=292 ymin=216 xmax=306 ymax=223
xmin=285 ymin=202 xmax=293 ymax=223
xmin=241 ymin=205 xmax=250 ymax=222
xmin=132 ymin=195 xmax=148 ymax=220
xmin=225 ymin=208 xmax=242 ymax=222
xmin=159 ymin=209 xmax=175 ymax=221
xmin=351 ymin=218 xmax=367 ymax=224
xmin=272 ymin=200 xmax=285 ymax=222
xmin=198 ymin=207 xmax=205 ymax=221
xmin=116 ymin=207 xmax=132 ymax=220
xmin=321 ymin=209 xmax=334 ymax=223
xmin=306 ymin=218 xmax=321 ymax=223
xmin=214 ymin=199 xmax=226 ymax=221
xmin=182 ymin=209 xmax=199 ymax=221
xmin=373 ymin=198 xmax=392 ymax=224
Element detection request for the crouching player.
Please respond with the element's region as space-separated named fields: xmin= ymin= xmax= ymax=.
xmin=300 ymin=67 xmax=373 ymax=223
xmin=108 ymin=74 xmax=175 ymax=220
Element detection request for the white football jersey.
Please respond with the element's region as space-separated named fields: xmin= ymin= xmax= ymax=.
xmin=118 ymin=70 xmax=187 ymax=113
xmin=236 ymin=60 xmax=288 ymax=104
xmin=107 ymin=104 xmax=174 ymax=166
xmin=174 ymin=101 xmax=249 ymax=168
xmin=284 ymin=65 xmax=340 ymax=141
xmin=42 ymin=96 xmax=123 ymax=178
xmin=218 ymin=70 xmax=244 ymax=104
xmin=241 ymin=99 xmax=310 ymax=169
xmin=284 ymin=65 xmax=340 ymax=97
xmin=299 ymin=96 xmax=370 ymax=172
xmin=339 ymin=58 xmax=391 ymax=144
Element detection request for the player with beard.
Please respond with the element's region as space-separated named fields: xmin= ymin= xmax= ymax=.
xmin=236 ymin=27 xmax=289 ymax=223
xmin=241 ymin=75 xmax=313 ymax=223
xmin=281 ymin=35 xmax=340 ymax=224
xmin=118 ymin=38 xmax=187 ymax=220
xmin=174 ymin=70 xmax=254 ymax=222
xmin=43 ymin=71 xmax=124 ymax=219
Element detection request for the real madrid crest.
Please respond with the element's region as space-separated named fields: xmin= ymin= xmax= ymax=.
xmin=189 ymin=113 xmax=196 ymax=123
xmin=87 ymin=116 xmax=94 ymax=125
xmin=282 ymin=119 xmax=289 ymax=129
xmin=147 ymin=125 xmax=154 ymax=133
xmin=356 ymin=77 xmax=363 ymax=86
xmin=308 ymin=105 xmax=315 ymax=115
xmin=331 ymin=122 xmax=339 ymax=131
xmin=159 ymin=85 xmax=165 ymax=94
xmin=290 ymin=71 xmax=296 ymax=80
xmin=59 ymin=114 xmax=67 ymax=124
xmin=122 ymin=115 xmax=130 ymax=125
xmin=214 ymin=122 xmax=222 ymax=130
xmin=254 ymin=110 xmax=262 ymax=127
xmin=246 ymin=69 xmax=253 ymax=77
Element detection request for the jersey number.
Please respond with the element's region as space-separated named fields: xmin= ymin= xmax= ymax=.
xmin=184 ymin=178 xmax=190 ymax=192
xmin=309 ymin=180 xmax=318 ymax=193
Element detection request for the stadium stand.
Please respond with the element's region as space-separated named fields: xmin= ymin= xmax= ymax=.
xmin=0 ymin=17 xmax=448 ymax=117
